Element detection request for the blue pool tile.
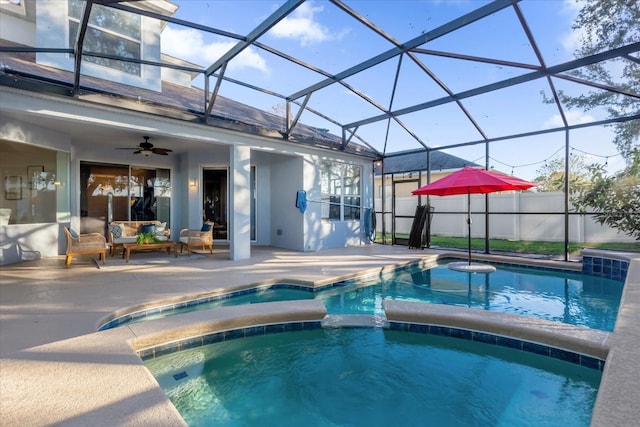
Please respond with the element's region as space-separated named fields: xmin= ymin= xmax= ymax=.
xmin=245 ymin=325 xmax=265 ymax=337
xmin=389 ymin=322 xmax=409 ymax=332
xmin=265 ymin=323 xmax=286 ymax=334
xmin=580 ymin=355 xmax=605 ymax=371
xmin=137 ymin=348 xmax=155 ymax=360
xmin=550 ymin=348 xmax=580 ymax=365
xmin=224 ymin=329 xmax=245 ymax=341
xmin=155 ymin=342 xmax=181 ymax=358
xmin=303 ymin=321 xmax=322 ymax=330
xmin=522 ymin=341 xmax=550 ymax=357
xmin=496 ymin=336 xmax=522 ymax=350
xmin=472 ymin=331 xmax=497 ymax=345
xmin=180 ymin=336 xmax=203 ymax=351
xmin=449 ymin=328 xmax=472 ymax=340
xmin=408 ymin=323 xmax=429 ymax=334
xmin=285 ymin=322 xmax=304 ymax=332
xmin=202 ymin=332 xmax=224 ymax=346
xmin=428 ymin=325 xmax=450 ymax=336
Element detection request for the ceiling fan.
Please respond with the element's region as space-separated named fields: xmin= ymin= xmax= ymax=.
xmin=118 ymin=136 xmax=172 ymax=156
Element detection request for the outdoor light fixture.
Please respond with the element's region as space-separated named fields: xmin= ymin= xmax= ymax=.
xmin=189 ymin=179 xmax=197 ymax=188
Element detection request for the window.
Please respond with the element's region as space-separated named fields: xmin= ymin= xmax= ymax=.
xmin=68 ymin=0 xmax=141 ymax=75
xmin=321 ymin=162 xmax=361 ymax=221
xmin=0 ymin=140 xmax=69 ymax=225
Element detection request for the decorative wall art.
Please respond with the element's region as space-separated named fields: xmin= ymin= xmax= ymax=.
xmin=5 ymin=176 xmax=22 ymax=200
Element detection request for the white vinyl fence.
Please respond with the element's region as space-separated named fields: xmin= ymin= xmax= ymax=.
xmin=375 ymin=191 xmax=635 ymax=244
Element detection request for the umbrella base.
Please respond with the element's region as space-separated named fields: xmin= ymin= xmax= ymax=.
xmin=447 ymin=262 xmax=496 ymax=273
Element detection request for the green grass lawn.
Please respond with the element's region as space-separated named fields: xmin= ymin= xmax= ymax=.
xmin=377 ymin=234 xmax=640 ymax=256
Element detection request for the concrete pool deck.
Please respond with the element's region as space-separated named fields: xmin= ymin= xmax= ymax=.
xmin=0 ymin=245 xmax=638 ymax=426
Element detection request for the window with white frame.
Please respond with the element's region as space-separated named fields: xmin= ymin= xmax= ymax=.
xmin=321 ymin=161 xmax=361 ymax=221
xmin=68 ymin=0 xmax=141 ymax=75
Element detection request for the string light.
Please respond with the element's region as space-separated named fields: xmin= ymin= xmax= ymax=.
xmin=487 ymin=145 xmax=622 ymax=173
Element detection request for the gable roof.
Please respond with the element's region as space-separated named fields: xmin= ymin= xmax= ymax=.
xmin=375 ymin=149 xmax=481 ymax=175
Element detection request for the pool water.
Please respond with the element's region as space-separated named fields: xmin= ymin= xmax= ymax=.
xmin=129 ymin=263 xmax=623 ymax=332
xmin=324 ymin=264 xmax=623 ymax=331
xmin=145 ymin=328 xmax=601 ymax=427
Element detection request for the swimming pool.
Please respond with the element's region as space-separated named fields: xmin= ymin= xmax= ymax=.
xmin=144 ymin=327 xmax=601 ymax=427
xmin=103 ymin=262 xmax=623 ymax=332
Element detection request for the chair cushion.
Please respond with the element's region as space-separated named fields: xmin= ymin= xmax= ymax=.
xmin=69 ymin=228 xmax=79 ymax=238
xmin=201 ymin=223 xmax=212 ymax=232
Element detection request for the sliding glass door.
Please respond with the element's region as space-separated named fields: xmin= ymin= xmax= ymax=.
xmin=80 ymin=162 xmax=170 ymax=234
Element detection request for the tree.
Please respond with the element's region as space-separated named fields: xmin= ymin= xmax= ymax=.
xmin=545 ymin=0 xmax=640 ymax=241
xmin=571 ymin=150 xmax=640 ymax=240
xmin=534 ymin=152 xmax=591 ymax=192
xmin=556 ymin=0 xmax=640 ymax=160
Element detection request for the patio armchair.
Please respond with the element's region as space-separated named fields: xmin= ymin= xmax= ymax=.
xmin=63 ymin=226 xmax=109 ymax=268
xmin=179 ymin=226 xmax=213 ymax=255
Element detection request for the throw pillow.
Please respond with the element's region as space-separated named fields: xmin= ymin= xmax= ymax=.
xmin=140 ymin=224 xmax=156 ymax=234
xmin=109 ymin=223 xmax=122 ymax=238
xmin=155 ymin=222 xmax=167 ymax=236
xmin=201 ymin=223 xmax=212 ymax=232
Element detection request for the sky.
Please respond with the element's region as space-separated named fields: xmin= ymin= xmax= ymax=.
xmin=156 ymin=0 xmax=631 ymax=181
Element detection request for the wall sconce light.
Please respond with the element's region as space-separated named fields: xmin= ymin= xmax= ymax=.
xmin=53 ymin=181 xmax=62 ymax=186
xmin=189 ymin=179 xmax=197 ymax=188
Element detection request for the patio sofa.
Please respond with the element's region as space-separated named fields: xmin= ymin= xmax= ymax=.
xmin=108 ymin=220 xmax=170 ymax=256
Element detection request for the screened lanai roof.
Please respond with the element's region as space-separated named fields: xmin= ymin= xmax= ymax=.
xmin=1 ymin=0 xmax=638 ymax=173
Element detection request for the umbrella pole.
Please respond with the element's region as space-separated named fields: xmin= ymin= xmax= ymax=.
xmin=467 ymin=191 xmax=471 ymax=266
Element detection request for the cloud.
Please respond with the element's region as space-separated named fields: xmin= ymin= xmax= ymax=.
xmin=269 ymin=2 xmax=335 ymax=46
xmin=544 ymin=110 xmax=595 ymax=128
xmin=161 ymin=26 xmax=268 ymax=72
xmin=559 ymin=0 xmax=587 ymax=53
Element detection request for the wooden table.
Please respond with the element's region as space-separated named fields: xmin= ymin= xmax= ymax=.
xmin=122 ymin=242 xmax=177 ymax=263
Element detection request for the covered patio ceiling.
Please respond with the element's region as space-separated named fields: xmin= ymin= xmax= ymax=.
xmin=1 ymin=0 xmax=639 ymax=165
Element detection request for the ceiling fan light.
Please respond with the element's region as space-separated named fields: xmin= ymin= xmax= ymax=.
xmin=139 ymin=149 xmax=153 ymax=156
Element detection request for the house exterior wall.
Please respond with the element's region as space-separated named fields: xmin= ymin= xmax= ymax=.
xmin=270 ymin=154 xmax=304 ymax=251
xmin=0 ymin=11 xmax=34 ymax=46
xmin=0 ymin=85 xmax=375 ymax=264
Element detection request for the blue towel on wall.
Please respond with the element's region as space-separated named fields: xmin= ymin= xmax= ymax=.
xmin=296 ymin=190 xmax=307 ymax=214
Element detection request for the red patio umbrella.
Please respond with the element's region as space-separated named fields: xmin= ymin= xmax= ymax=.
xmin=412 ymin=167 xmax=538 ymax=266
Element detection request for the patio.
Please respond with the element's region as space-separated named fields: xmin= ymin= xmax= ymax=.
xmin=0 ymin=246 xmax=638 ymax=426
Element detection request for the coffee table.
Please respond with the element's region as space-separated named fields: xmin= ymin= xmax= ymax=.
xmin=122 ymin=242 xmax=177 ymax=263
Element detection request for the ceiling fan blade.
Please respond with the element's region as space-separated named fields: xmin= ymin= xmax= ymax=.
xmin=116 ymin=136 xmax=171 ymax=155
xmin=152 ymin=148 xmax=172 ymax=155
